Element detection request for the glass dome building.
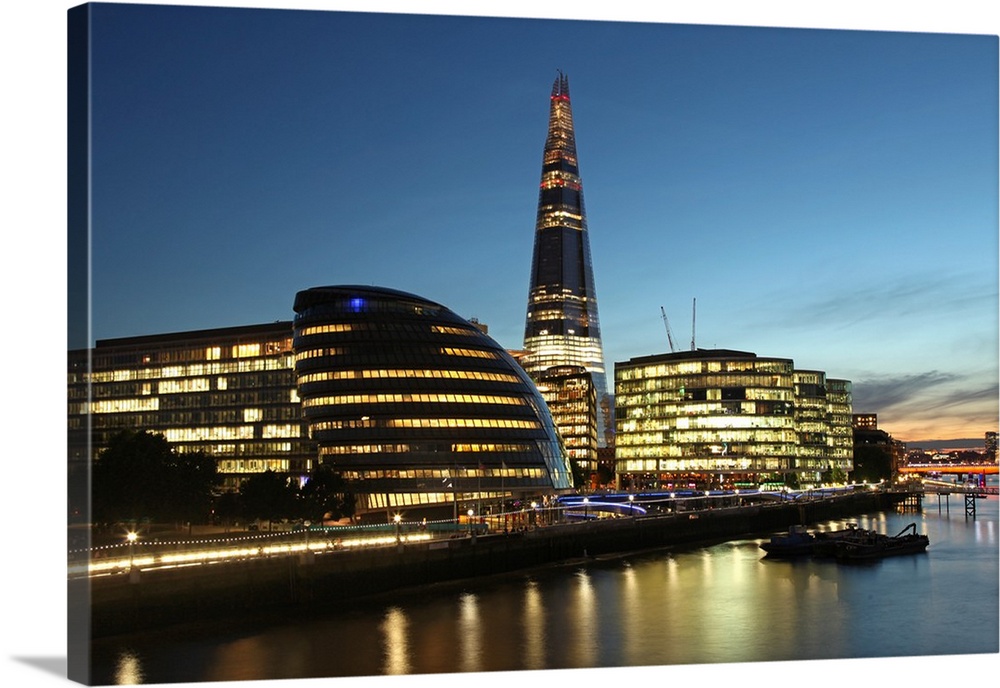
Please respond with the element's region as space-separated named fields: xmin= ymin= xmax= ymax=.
xmin=292 ymin=285 xmax=574 ymax=518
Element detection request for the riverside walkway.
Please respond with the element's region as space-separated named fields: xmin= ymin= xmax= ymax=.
xmin=72 ymin=487 xmax=895 ymax=637
xmin=69 ymin=485 xmax=875 ymax=580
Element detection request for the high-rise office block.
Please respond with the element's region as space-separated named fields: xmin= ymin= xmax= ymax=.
xmin=522 ymin=72 xmax=612 ymax=448
xmin=533 ymin=365 xmax=599 ymax=482
xmin=67 ymin=322 xmax=315 ymax=492
xmin=614 ymin=349 xmax=853 ymax=489
xmin=826 ymin=379 xmax=854 ymax=476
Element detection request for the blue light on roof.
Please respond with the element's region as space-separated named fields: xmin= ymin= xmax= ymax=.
xmin=349 ymin=297 xmax=365 ymax=313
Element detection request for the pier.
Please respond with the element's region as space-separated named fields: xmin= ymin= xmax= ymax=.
xmin=887 ymin=479 xmax=996 ymax=517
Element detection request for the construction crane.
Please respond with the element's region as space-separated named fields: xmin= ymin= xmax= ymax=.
xmin=660 ymin=306 xmax=677 ymax=353
xmin=690 ymin=297 xmax=696 ymax=351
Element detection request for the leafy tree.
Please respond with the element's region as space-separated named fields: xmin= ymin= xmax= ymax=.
xmin=163 ymin=449 xmax=220 ymax=525
xmin=238 ymin=470 xmax=298 ymax=527
xmin=91 ymin=430 xmax=219 ymax=526
xmin=298 ymin=463 xmax=355 ymax=522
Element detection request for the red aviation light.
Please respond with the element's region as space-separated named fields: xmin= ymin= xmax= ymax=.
xmin=539 ymin=179 xmax=581 ymax=190
xmin=551 ymin=94 xmax=570 ymax=102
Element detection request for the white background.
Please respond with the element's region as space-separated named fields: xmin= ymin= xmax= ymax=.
xmin=1 ymin=2 xmax=997 ymax=687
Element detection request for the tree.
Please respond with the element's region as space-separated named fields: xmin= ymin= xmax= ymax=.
xmin=298 ymin=463 xmax=355 ymax=522
xmin=91 ymin=430 xmax=219 ymax=526
xmin=163 ymin=449 xmax=220 ymax=525
xmin=238 ymin=470 xmax=298 ymax=527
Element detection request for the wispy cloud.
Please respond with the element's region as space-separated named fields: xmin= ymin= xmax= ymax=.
xmin=852 ymin=371 xmax=961 ymax=412
xmin=753 ymin=271 xmax=996 ymax=332
xmin=852 ymin=370 xmax=998 ymax=440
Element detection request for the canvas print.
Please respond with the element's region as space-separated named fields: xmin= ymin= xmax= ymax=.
xmin=64 ymin=2 xmax=998 ymax=686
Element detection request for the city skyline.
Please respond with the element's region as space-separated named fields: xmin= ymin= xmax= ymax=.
xmin=72 ymin=4 xmax=997 ymax=448
xmin=2 ymin=3 xmax=998 ymax=687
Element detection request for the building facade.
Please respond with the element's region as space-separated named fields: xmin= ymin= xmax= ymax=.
xmin=292 ymin=285 xmax=575 ymax=518
xmin=521 ymin=72 xmax=612 ymax=448
xmin=532 ymin=365 xmax=599 ymax=483
xmin=826 ymin=378 xmax=854 ymax=477
xmin=614 ymin=349 xmax=853 ymax=489
xmin=852 ymin=413 xmax=878 ymax=430
xmin=68 ymin=322 xmax=314 ymax=491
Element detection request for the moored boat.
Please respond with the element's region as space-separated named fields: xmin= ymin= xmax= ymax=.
xmin=760 ymin=524 xmax=815 ymax=556
xmin=831 ymin=522 xmax=929 ymax=561
xmin=761 ymin=523 xmax=869 ymax=558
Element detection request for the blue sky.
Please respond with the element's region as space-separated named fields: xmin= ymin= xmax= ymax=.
xmin=74 ymin=3 xmax=998 ymax=444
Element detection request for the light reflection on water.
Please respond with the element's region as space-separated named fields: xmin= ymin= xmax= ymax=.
xmin=522 ymin=579 xmax=546 ymax=670
xmin=570 ymin=569 xmax=596 ymax=667
xmin=380 ymin=606 xmax=410 ymax=675
xmin=92 ymin=498 xmax=999 ymax=683
xmin=113 ymin=650 xmax=143 ymax=685
xmin=457 ymin=592 xmax=481 ymax=673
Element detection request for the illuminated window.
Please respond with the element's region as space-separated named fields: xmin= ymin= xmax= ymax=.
xmin=233 ymin=343 xmax=261 ymax=358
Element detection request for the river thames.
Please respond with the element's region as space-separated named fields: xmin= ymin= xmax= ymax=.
xmin=90 ymin=493 xmax=998 ymax=685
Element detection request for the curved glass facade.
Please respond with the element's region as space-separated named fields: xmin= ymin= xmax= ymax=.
xmin=293 ymin=286 xmax=574 ymax=515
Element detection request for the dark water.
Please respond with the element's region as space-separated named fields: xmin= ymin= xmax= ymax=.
xmin=91 ymin=495 xmax=999 ymax=685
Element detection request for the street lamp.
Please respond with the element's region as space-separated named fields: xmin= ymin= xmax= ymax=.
xmin=583 ymin=497 xmax=589 ymax=521
xmin=628 ymin=494 xmax=635 ymax=517
xmin=530 ymin=501 xmax=538 ymax=527
xmin=467 ymin=509 xmax=474 ymax=536
xmin=393 ymin=513 xmax=402 ymax=544
xmin=126 ymin=531 xmax=137 ymax=571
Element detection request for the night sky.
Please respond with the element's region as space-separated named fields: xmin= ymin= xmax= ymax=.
xmin=75 ymin=3 xmax=997 ymax=444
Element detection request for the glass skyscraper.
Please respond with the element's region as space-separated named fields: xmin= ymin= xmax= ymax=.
xmin=522 ymin=72 xmax=612 ymax=448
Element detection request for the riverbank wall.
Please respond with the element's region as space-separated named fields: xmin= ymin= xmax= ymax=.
xmin=78 ymin=490 xmax=895 ymax=638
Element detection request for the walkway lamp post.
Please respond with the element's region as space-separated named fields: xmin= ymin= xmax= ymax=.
xmin=583 ymin=497 xmax=589 ymax=521
xmin=467 ymin=509 xmax=474 ymax=536
xmin=126 ymin=531 xmax=137 ymax=571
xmin=628 ymin=494 xmax=635 ymax=517
xmin=393 ymin=513 xmax=402 ymax=544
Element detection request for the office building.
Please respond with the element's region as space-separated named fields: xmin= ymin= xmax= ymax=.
xmin=852 ymin=413 xmax=878 ymax=430
xmin=67 ymin=322 xmax=314 ymax=492
xmin=521 ymin=72 xmax=612 ymax=447
xmin=826 ymin=379 xmax=854 ymax=476
xmin=292 ymin=285 xmax=575 ymax=517
xmin=614 ymin=349 xmax=853 ymax=489
xmin=532 ymin=365 xmax=599 ymax=484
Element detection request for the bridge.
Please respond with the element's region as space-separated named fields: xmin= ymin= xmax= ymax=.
xmin=898 ymin=462 xmax=997 ymax=478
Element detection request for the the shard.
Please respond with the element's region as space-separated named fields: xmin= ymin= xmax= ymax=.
xmin=522 ymin=72 xmax=612 ymax=448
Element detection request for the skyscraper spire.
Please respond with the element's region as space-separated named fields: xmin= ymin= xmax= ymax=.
xmin=523 ymin=73 xmax=612 ymax=449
